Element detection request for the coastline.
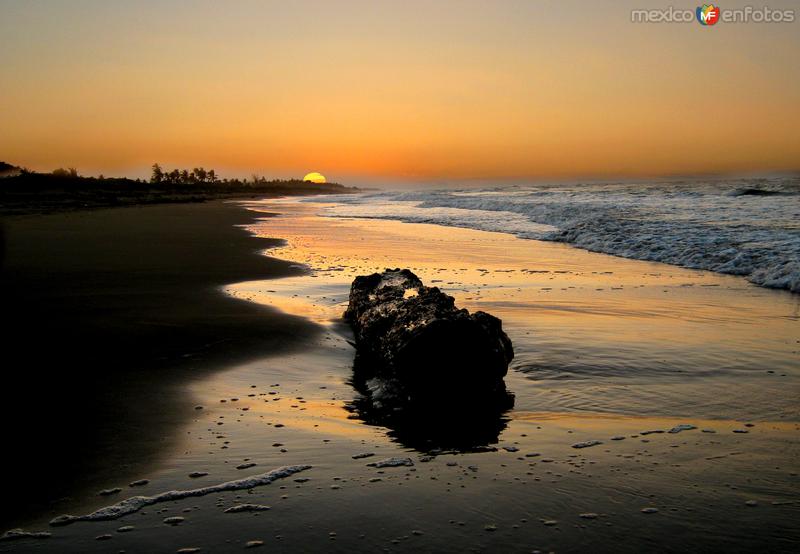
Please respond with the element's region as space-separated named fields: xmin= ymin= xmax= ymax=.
xmin=0 ymin=199 xmax=323 ymax=528
xmin=1 ymin=197 xmax=797 ymax=553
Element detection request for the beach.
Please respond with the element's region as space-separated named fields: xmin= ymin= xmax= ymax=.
xmin=0 ymin=201 xmax=322 ymax=528
xmin=1 ymin=195 xmax=797 ymax=553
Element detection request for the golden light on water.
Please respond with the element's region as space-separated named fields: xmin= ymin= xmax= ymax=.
xmin=303 ymin=172 xmax=326 ymax=184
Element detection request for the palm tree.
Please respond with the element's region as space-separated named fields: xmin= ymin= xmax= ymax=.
xmin=151 ymin=163 xmax=163 ymax=184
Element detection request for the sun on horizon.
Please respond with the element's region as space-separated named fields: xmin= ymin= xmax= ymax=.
xmin=303 ymin=172 xmax=326 ymax=184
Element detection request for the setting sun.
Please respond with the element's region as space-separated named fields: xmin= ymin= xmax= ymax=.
xmin=303 ymin=172 xmax=326 ymax=184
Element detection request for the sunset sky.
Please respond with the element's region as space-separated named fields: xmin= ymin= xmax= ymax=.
xmin=1 ymin=0 xmax=798 ymax=183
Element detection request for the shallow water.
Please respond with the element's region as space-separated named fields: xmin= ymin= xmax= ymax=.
xmin=4 ymin=198 xmax=799 ymax=553
xmin=231 ymin=199 xmax=800 ymax=422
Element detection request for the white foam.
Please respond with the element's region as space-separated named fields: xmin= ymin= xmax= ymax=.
xmin=315 ymin=179 xmax=800 ymax=292
xmin=49 ymin=465 xmax=311 ymax=526
xmin=1 ymin=528 xmax=51 ymax=541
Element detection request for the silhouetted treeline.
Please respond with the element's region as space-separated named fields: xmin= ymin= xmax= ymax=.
xmin=0 ymin=161 xmax=356 ymax=215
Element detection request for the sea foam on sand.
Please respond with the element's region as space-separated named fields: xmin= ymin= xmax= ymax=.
xmin=49 ymin=465 xmax=311 ymax=526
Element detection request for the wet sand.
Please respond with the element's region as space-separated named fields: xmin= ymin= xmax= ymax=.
xmin=0 ymin=201 xmax=323 ymax=527
xmin=2 ymin=198 xmax=799 ymax=552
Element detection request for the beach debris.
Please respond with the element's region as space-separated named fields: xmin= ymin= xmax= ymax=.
xmin=352 ymin=452 xmax=375 ymax=459
xmin=164 ymin=516 xmax=185 ymax=526
xmin=733 ymin=429 xmax=749 ymax=434
xmin=96 ymin=534 xmax=113 ymax=540
xmin=129 ymin=479 xmax=150 ymax=487
xmin=0 ymin=528 xmax=52 ymax=541
xmin=668 ymin=424 xmax=697 ymax=434
xmin=367 ymin=457 xmax=414 ymax=468
xmin=745 ymin=500 xmax=758 ymax=507
xmin=98 ymin=487 xmax=122 ymax=496
xmin=640 ymin=507 xmax=659 ymax=514
xmin=572 ymin=440 xmax=603 ymax=449
xmin=117 ymin=525 xmax=135 ymax=533
xmin=503 ymin=446 xmax=520 ymax=452
xmin=579 ymin=513 xmax=599 ymax=519
xmin=188 ymin=471 xmax=209 ymax=478
xmin=343 ymin=269 xmax=514 ymax=405
xmin=484 ymin=524 xmax=497 ymax=532
xmin=177 ymin=549 xmax=201 ymax=553
xmin=224 ymin=504 xmax=271 ymax=513
xmin=236 ymin=462 xmax=257 ymax=470
xmin=640 ymin=430 xmax=664 ymax=436
xmin=245 ymin=540 xmax=264 ymax=548
xmin=610 ymin=436 xmax=626 ymax=441
xmin=49 ymin=465 xmax=311 ymax=526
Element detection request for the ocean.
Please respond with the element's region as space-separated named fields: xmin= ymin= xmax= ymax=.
xmin=310 ymin=177 xmax=800 ymax=292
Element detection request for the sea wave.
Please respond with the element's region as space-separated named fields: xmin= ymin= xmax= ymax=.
xmin=313 ymin=178 xmax=800 ymax=292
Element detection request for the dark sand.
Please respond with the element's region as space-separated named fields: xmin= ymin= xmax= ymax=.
xmin=0 ymin=201 xmax=322 ymax=527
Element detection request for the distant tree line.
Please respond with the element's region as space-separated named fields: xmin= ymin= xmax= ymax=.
xmin=9 ymin=163 xmax=336 ymax=188
xmin=149 ymin=164 xmax=318 ymax=187
xmin=52 ymin=167 xmax=79 ymax=178
xmin=151 ymin=164 xmax=217 ymax=185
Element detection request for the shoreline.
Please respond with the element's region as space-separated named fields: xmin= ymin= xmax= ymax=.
xmin=2 ymin=197 xmax=797 ymax=553
xmin=0 ymin=199 xmax=323 ymax=528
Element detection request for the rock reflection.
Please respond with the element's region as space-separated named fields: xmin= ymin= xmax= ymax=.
xmin=345 ymin=375 xmax=514 ymax=453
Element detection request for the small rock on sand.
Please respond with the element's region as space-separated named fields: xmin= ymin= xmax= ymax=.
xmin=640 ymin=507 xmax=659 ymax=514
xmin=236 ymin=463 xmax=257 ymax=470
xmin=352 ymin=453 xmax=375 ymax=459
xmin=245 ymin=540 xmax=264 ymax=548
xmin=572 ymin=440 xmax=603 ymax=449
xmin=98 ymin=487 xmax=122 ymax=496
xmin=189 ymin=472 xmax=208 ymax=478
xmin=668 ymin=424 xmax=697 ymax=434
xmin=579 ymin=513 xmax=599 ymax=519
xmin=129 ymin=479 xmax=150 ymax=487
xmin=745 ymin=500 xmax=758 ymax=507
xmin=367 ymin=457 xmax=414 ymax=468
xmin=503 ymin=446 xmax=519 ymax=452
xmin=117 ymin=525 xmax=135 ymax=533
xmin=177 ymin=549 xmax=201 ymax=554
xmin=163 ymin=517 xmax=185 ymax=526
xmin=96 ymin=534 xmax=113 ymax=540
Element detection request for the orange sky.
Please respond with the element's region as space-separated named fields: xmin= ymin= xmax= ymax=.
xmin=1 ymin=1 xmax=798 ymax=182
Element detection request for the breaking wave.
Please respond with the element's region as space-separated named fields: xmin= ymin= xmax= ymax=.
xmin=314 ymin=178 xmax=800 ymax=292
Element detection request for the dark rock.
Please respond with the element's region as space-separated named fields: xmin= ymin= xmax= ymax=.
xmin=343 ymin=269 xmax=514 ymax=450
xmin=344 ymin=269 xmax=513 ymax=401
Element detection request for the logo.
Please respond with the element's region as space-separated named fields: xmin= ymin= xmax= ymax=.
xmin=697 ymin=4 xmax=721 ymax=25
